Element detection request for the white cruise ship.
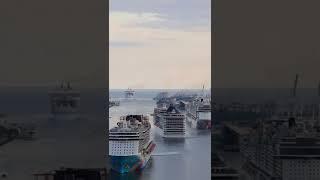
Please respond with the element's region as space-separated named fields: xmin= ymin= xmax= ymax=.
xmin=153 ymin=104 xmax=186 ymax=138
xmin=48 ymin=82 xmax=80 ymax=120
xmin=186 ymin=97 xmax=211 ymax=129
xmin=109 ymin=115 xmax=156 ymax=173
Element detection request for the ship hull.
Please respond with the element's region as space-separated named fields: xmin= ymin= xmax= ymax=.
xmin=109 ymin=155 xmax=145 ymax=173
xmin=196 ymin=119 xmax=211 ymax=129
xmin=186 ymin=114 xmax=211 ymax=130
xmin=109 ymin=142 xmax=155 ymax=173
xmin=154 ymin=125 xmax=185 ymax=138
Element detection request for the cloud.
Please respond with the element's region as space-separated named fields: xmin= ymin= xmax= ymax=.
xmin=110 ymin=11 xmax=168 ymax=45
xmin=110 ymin=0 xmax=211 ymax=28
xmin=109 ymin=41 xmax=145 ymax=48
xmin=110 ymin=11 xmax=166 ymax=26
xmin=110 ymin=11 xmax=211 ymax=89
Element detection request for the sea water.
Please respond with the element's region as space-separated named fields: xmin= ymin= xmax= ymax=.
xmin=109 ymin=89 xmax=211 ymax=180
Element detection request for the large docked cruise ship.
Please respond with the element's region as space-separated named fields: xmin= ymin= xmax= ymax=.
xmin=48 ymin=82 xmax=80 ymax=120
xmin=153 ymin=104 xmax=186 ymax=138
xmin=186 ymin=97 xmax=211 ymax=129
xmin=109 ymin=115 xmax=156 ymax=173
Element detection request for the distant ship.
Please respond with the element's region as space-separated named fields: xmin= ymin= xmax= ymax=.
xmin=186 ymin=97 xmax=211 ymax=129
xmin=124 ymin=88 xmax=135 ymax=99
xmin=48 ymin=82 xmax=80 ymax=120
xmin=153 ymin=104 xmax=186 ymax=138
xmin=109 ymin=115 xmax=156 ymax=173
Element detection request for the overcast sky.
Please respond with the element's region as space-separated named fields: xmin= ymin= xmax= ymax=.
xmin=214 ymin=0 xmax=320 ymax=89
xmin=109 ymin=0 xmax=211 ymax=89
xmin=0 ymin=0 xmax=106 ymax=88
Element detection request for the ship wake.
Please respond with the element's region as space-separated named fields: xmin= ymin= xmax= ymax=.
xmin=152 ymin=152 xmax=180 ymax=156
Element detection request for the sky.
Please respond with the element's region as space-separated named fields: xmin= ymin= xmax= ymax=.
xmin=109 ymin=0 xmax=211 ymax=89
xmin=0 ymin=0 xmax=106 ymax=88
xmin=214 ymin=0 xmax=320 ymax=89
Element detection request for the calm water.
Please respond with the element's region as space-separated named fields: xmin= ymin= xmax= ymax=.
xmin=109 ymin=90 xmax=211 ymax=180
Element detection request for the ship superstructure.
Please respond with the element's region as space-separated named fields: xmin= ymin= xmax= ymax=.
xmin=109 ymin=115 xmax=155 ymax=173
xmin=124 ymin=88 xmax=135 ymax=99
xmin=153 ymin=104 xmax=186 ymax=138
xmin=186 ymin=96 xmax=211 ymax=129
xmin=153 ymin=106 xmax=167 ymax=131
xmin=48 ymin=82 xmax=80 ymax=120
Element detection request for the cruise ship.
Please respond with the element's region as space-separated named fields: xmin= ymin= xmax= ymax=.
xmin=109 ymin=115 xmax=156 ymax=173
xmin=186 ymin=97 xmax=211 ymax=129
xmin=153 ymin=104 xmax=186 ymax=138
xmin=153 ymin=105 xmax=167 ymax=128
xmin=124 ymin=88 xmax=135 ymax=99
xmin=48 ymin=82 xmax=80 ymax=120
